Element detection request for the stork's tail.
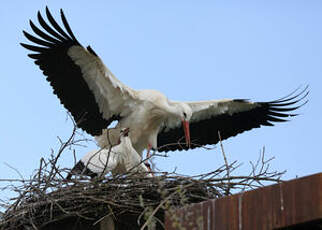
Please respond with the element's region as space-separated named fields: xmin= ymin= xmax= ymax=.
xmin=66 ymin=161 xmax=97 ymax=179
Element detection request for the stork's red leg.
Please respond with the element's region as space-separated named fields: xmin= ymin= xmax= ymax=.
xmin=145 ymin=144 xmax=154 ymax=176
xmin=146 ymin=143 xmax=152 ymax=159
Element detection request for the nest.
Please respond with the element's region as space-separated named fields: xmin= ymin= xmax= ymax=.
xmin=0 ymin=123 xmax=285 ymax=230
xmin=1 ymin=174 xmax=223 ymax=230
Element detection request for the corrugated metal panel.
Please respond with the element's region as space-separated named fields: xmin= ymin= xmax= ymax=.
xmin=165 ymin=173 xmax=322 ymax=230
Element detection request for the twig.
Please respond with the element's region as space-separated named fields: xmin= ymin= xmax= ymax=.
xmin=218 ymin=131 xmax=231 ymax=195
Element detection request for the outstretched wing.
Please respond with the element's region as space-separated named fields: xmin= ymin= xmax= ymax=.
xmin=21 ymin=7 xmax=138 ymax=135
xmin=157 ymin=87 xmax=308 ymax=152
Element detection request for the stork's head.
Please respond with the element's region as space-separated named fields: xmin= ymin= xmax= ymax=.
xmin=176 ymin=103 xmax=192 ymax=148
xmin=120 ymin=127 xmax=130 ymax=137
xmin=117 ymin=128 xmax=130 ymax=145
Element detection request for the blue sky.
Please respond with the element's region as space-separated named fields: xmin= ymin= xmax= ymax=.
xmin=1 ymin=1 xmax=321 ymax=197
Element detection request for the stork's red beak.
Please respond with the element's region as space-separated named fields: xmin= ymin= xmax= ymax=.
xmin=123 ymin=127 xmax=130 ymax=136
xmin=182 ymin=120 xmax=191 ymax=148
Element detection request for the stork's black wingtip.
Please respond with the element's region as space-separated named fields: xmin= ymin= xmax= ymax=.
xmin=37 ymin=10 xmax=42 ymax=19
xmin=302 ymin=99 xmax=309 ymax=106
xmin=45 ymin=6 xmax=52 ymax=17
xmin=45 ymin=7 xmax=50 ymax=16
xmin=20 ymin=42 xmax=28 ymax=48
xmin=298 ymin=85 xmax=310 ymax=97
xmin=60 ymin=8 xmax=65 ymax=17
xmin=303 ymin=84 xmax=310 ymax=90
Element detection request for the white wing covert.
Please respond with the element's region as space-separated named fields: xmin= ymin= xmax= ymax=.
xmin=157 ymin=87 xmax=308 ymax=152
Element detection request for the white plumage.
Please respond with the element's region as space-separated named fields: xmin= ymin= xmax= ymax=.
xmin=22 ymin=8 xmax=308 ymax=159
xmin=67 ymin=128 xmax=151 ymax=179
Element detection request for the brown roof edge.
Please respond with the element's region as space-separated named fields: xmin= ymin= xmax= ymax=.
xmin=165 ymin=173 xmax=322 ymax=230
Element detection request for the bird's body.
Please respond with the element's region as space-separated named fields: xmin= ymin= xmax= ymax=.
xmin=67 ymin=128 xmax=151 ymax=179
xmin=94 ymin=89 xmax=184 ymax=153
xmin=116 ymin=90 xmax=169 ymax=153
xmin=22 ymin=8 xmax=308 ymax=161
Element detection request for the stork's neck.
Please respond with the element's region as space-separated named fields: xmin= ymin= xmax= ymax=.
xmin=119 ymin=136 xmax=132 ymax=148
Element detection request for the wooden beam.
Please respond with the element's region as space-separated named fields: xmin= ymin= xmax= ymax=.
xmin=165 ymin=173 xmax=322 ymax=230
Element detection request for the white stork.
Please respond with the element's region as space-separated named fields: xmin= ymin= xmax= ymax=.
xmin=21 ymin=8 xmax=308 ymax=157
xmin=67 ymin=128 xmax=151 ymax=179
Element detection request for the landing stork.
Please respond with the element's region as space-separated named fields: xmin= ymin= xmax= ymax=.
xmin=21 ymin=8 xmax=308 ymax=157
